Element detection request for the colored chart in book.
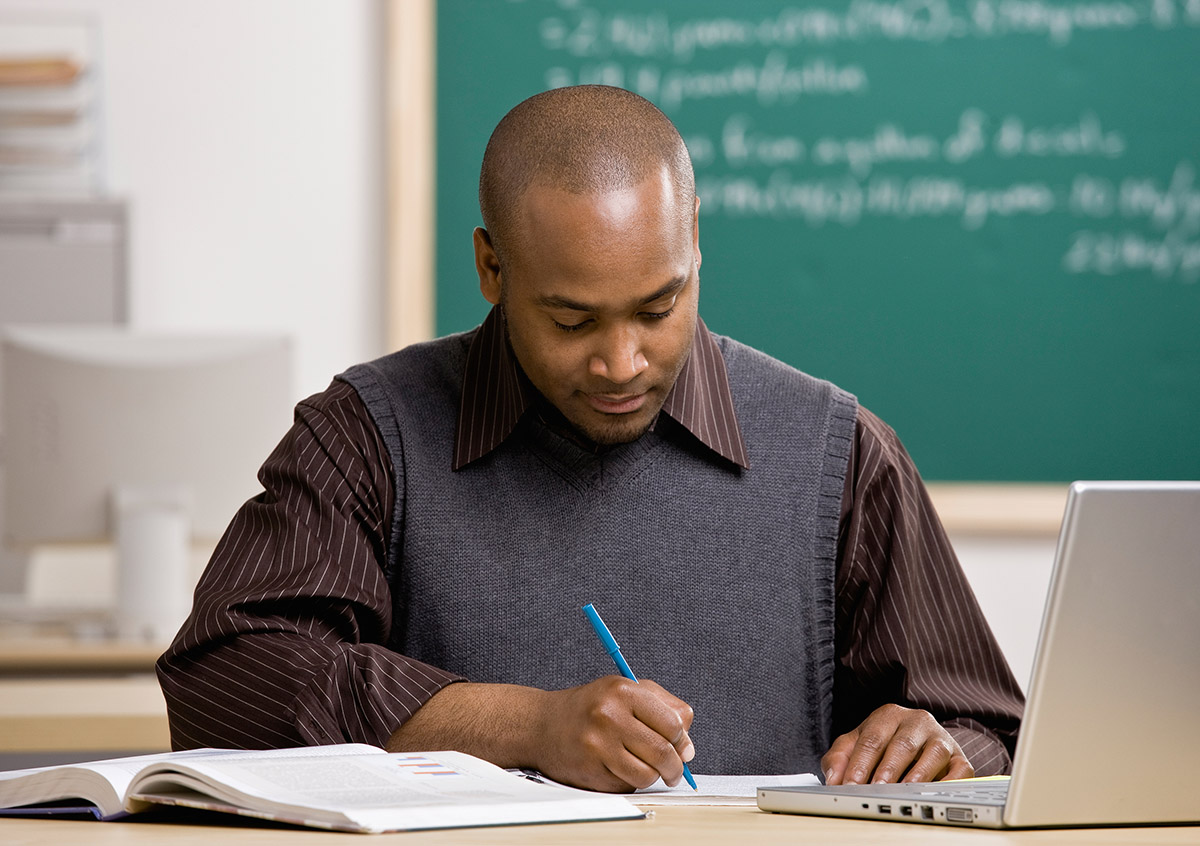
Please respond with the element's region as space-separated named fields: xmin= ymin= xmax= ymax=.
xmin=393 ymin=756 xmax=461 ymax=776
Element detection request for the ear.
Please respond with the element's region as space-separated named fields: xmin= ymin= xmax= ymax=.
xmin=692 ymin=195 xmax=702 ymax=270
xmin=474 ymin=227 xmax=502 ymax=305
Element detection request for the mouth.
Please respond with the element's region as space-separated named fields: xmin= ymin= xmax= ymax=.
xmin=584 ymin=392 xmax=649 ymax=415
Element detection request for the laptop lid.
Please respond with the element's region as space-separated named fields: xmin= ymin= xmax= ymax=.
xmin=759 ymin=481 xmax=1200 ymax=829
xmin=1004 ymin=480 xmax=1200 ymax=827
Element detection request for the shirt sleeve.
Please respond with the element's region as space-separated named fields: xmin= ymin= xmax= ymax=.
xmin=834 ymin=407 xmax=1025 ymax=776
xmin=156 ymin=380 xmax=462 ymax=750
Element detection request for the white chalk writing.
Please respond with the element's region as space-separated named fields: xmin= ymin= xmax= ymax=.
xmin=538 ymin=0 xmax=1195 ymax=60
xmin=1070 ymin=163 xmax=1200 ymax=233
xmin=700 ymin=162 xmax=1195 ymax=227
xmin=546 ymin=52 xmax=869 ymax=109
xmin=531 ymin=1 xmax=1198 ymax=281
xmin=697 ymin=171 xmax=1057 ymax=230
xmin=812 ymin=126 xmax=941 ymax=177
xmin=993 ymin=113 xmax=1126 ymax=159
xmin=1063 ymin=230 xmax=1200 ymax=279
xmin=697 ymin=110 xmax=1127 ymax=173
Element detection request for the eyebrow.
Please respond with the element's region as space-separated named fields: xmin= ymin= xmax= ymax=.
xmin=535 ymin=277 xmax=687 ymax=313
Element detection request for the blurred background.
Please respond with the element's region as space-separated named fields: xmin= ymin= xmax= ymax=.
xmin=0 ymin=0 xmax=1195 ymax=768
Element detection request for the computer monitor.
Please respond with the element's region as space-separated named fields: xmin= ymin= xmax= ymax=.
xmin=1 ymin=326 xmax=292 ymax=641
xmin=0 ymin=198 xmax=128 ymax=597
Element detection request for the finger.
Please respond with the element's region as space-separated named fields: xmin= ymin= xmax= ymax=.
xmin=839 ymin=721 xmax=899 ymax=785
xmin=619 ymin=719 xmax=688 ymax=787
xmin=944 ymin=754 xmax=975 ymax=781
xmin=678 ymin=730 xmax=695 ymax=763
xmin=628 ymin=682 xmax=694 ymax=758
xmin=898 ymin=736 xmax=973 ymax=783
xmin=576 ymin=755 xmax=658 ymax=794
xmin=602 ymin=745 xmax=667 ymax=792
xmin=570 ymin=718 xmax=664 ymax=792
xmin=635 ymin=680 xmax=695 ymax=730
xmin=867 ymin=715 xmax=940 ymax=784
xmin=877 ymin=733 xmax=946 ymax=784
xmin=820 ymin=730 xmax=861 ymax=785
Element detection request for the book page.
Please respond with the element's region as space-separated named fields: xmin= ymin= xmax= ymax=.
xmin=508 ymin=768 xmax=822 ymax=806
xmin=0 ymin=743 xmax=383 ymax=820
xmin=0 ymin=750 xmax=211 ymax=819
xmin=131 ymin=750 xmax=642 ymax=833
xmin=633 ymin=772 xmax=820 ymax=805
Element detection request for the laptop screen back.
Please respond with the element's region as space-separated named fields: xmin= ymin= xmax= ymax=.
xmin=1005 ymin=481 xmax=1200 ymax=827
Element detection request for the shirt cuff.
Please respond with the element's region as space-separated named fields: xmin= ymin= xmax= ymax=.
xmin=944 ymin=718 xmax=1014 ymax=776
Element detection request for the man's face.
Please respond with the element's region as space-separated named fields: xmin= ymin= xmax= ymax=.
xmin=476 ymin=168 xmax=701 ymax=446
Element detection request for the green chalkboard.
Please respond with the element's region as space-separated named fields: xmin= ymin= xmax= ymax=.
xmin=435 ymin=0 xmax=1200 ymax=482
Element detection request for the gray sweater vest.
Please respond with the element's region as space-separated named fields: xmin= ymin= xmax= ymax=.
xmin=340 ymin=329 xmax=857 ymax=775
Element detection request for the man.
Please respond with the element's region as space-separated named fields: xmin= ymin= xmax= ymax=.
xmin=158 ymin=86 xmax=1023 ymax=792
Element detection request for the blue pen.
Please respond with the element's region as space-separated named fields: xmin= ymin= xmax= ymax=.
xmin=582 ymin=603 xmax=698 ymax=790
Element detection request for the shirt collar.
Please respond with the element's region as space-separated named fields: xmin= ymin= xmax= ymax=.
xmin=453 ymin=306 xmax=749 ymax=471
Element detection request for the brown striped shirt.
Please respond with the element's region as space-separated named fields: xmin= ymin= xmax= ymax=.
xmin=157 ymin=314 xmax=1024 ymax=774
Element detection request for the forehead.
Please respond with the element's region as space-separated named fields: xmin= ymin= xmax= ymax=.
xmin=506 ymin=170 xmax=693 ymax=302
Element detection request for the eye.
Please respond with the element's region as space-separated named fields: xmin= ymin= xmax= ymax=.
xmin=553 ymin=319 xmax=590 ymax=333
xmin=642 ymin=306 xmax=675 ymax=321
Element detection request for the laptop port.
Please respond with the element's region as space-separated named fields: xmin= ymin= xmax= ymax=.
xmin=920 ymin=805 xmax=934 ymax=820
xmin=900 ymin=805 xmax=913 ymax=817
xmin=946 ymin=807 xmax=974 ymax=823
xmin=878 ymin=804 xmax=891 ymax=814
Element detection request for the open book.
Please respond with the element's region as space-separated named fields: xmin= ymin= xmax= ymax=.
xmin=0 ymin=744 xmax=643 ymax=833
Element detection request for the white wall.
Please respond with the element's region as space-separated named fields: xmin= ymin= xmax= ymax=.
xmin=952 ymin=534 xmax=1058 ymax=692
xmin=0 ymin=0 xmax=385 ymax=398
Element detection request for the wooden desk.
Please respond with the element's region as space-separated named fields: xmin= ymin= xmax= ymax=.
xmin=0 ymin=676 xmax=169 ymax=753
xmin=0 ymin=634 xmax=169 ymax=758
xmin=0 ymin=637 xmax=161 ymax=676
xmin=1 ymin=806 xmax=1197 ymax=845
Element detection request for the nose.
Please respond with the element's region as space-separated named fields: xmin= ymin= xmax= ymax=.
xmin=588 ymin=324 xmax=649 ymax=385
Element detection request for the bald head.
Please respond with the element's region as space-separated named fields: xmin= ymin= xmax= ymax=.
xmin=479 ymin=85 xmax=695 ymax=268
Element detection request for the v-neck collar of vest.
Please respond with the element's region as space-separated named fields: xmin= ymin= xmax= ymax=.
xmin=515 ymin=407 xmax=666 ymax=492
xmin=452 ymin=306 xmax=750 ymax=471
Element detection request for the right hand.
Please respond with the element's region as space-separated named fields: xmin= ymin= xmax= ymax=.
xmin=534 ymin=675 xmax=695 ymax=792
xmin=386 ymin=676 xmax=694 ymax=793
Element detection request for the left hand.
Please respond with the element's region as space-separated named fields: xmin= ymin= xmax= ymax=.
xmin=821 ymin=704 xmax=974 ymax=785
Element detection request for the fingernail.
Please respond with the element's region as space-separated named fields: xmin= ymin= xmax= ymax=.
xmin=682 ymin=743 xmax=695 ymax=763
xmin=824 ymin=769 xmax=834 ymax=784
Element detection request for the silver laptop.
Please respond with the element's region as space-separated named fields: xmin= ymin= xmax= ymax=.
xmin=758 ymin=481 xmax=1200 ymax=828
